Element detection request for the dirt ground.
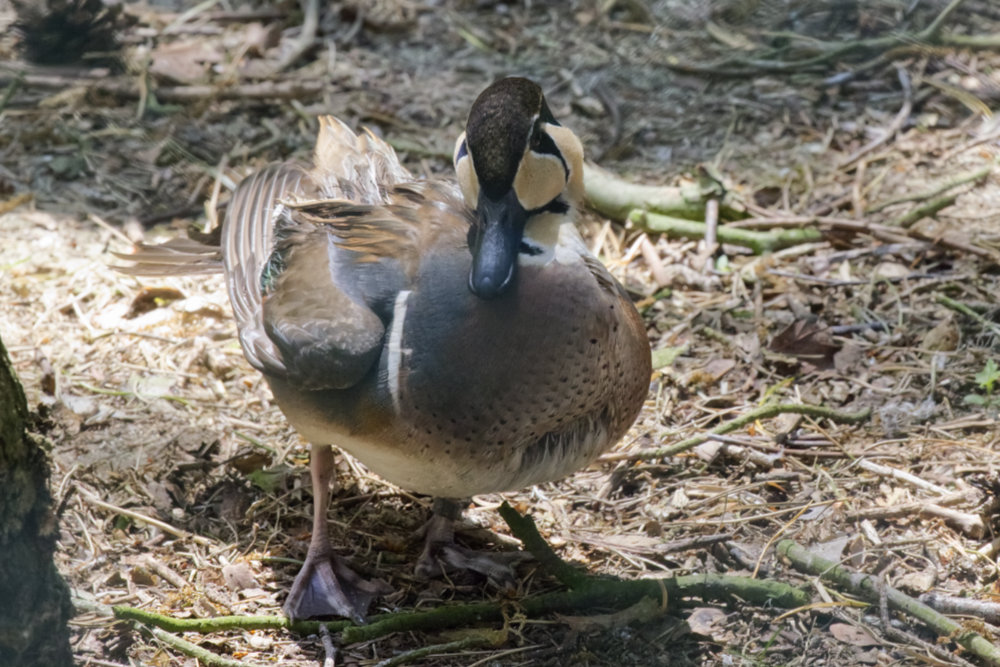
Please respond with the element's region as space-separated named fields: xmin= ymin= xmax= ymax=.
xmin=2 ymin=0 xmax=1000 ymax=665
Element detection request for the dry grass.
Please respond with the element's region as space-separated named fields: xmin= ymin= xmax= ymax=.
xmin=2 ymin=0 xmax=1000 ymax=665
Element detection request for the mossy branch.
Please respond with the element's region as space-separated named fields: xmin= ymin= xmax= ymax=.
xmin=583 ymin=163 xmax=738 ymax=222
xmin=603 ymin=403 xmax=871 ymax=463
xmin=341 ymin=574 xmax=809 ymax=644
xmin=108 ymin=565 xmax=808 ymax=647
xmin=778 ymin=539 xmax=1000 ymax=666
xmin=629 ymin=211 xmax=823 ymax=254
xmin=497 ymin=502 xmax=590 ymax=589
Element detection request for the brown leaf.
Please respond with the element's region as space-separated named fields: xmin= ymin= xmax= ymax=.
xmin=769 ymin=319 xmax=841 ymax=369
xmin=222 ymin=562 xmax=258 ymax=591
xmin=686 ymin=607 xmax=728 ymax=639
xmin=829 ymin=622 xmax=879 ymax=647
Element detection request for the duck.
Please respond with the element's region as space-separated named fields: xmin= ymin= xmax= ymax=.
xmin=119 ymin=77 xmax=651 ymax=622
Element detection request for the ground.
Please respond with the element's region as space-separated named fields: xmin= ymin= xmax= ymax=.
xmin=2 ymin=0 xmax=1000 ymax=665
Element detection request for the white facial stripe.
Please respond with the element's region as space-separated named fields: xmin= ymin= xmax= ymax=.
xmin=386 ymin=289 xmax=412 ymax=415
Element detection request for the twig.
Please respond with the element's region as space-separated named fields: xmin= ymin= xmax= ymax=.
xmin=855 ymin=459 xmax=951 ymax=495
xmin=630 ymin=211 xmax=822 ymax=254
xmin=271 ymin=0 xmax=320 ymax=72
xmin=3 ymin=73 xmax=326 ymax=102
xmin=778 ymin=539 xmax=1000 ymax=666
xmin=919 ymin=0 xmax=968 ymax=39
xmin=937 ymin=295 xmax=1000 ymax=337
xmin=78 ymin=487 xmax=212 ymax=546
xmin=146 ymin=625 xmax=264 ymax=667
xmin=111 ymin=605 xmax=327 ymax=635
xmin=374 ymin=636 xmax=495 ymax=667
xmin=729 ymin=214 xmax=999 ymax=260
xmin=661 ymin=0 xmax=977 ymax=78
xmin=888 ymin=192 xmax=958 ymax=228
xmin=846 ymin=496 xmax=985 ymax=538
xmin=839 ymin=66 xmax=913 ymax=169
xmin=869 ymin=164 xmax=993 ymax=213
xmin=319 ymin=624 xmax=337 ymax=667
xmin=601 ymin=403 xmax=871 ymax=463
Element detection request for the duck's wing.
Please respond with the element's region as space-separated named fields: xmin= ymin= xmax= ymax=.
xmin=220 ymin=162 xmax=310 ymax=378
xmin=225 ymin=118 xmax=469 ymax=391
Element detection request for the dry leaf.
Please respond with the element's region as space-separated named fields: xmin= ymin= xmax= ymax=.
xmin=686 ymin=607 xmax=728 ymax=639
xmin=769 ymin=319 xmax=841 ymax=369
xmin=829 ymin=622 xmax=879 ymax=647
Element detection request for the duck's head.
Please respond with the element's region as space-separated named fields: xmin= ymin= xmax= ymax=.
xmin=454 ymin=77 xmax=584 ymax=300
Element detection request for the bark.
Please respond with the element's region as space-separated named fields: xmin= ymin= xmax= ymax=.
xmin=0 ymin=333 xmax=73 ymax=666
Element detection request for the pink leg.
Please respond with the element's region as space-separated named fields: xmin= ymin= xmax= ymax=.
xmin=283 ymin=444 xmax=385 ymax=621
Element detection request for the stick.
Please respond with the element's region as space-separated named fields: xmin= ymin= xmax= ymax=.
xmin=629 ymin=211 xmax=822 ymax=254
xmin=937 ymin=295 xmax=1000 ymax=337
xmin=601 ymin=403 xmax=871 ymax=463
xmin=920 ymin=592 xmax=1000 ymax=625
xmin=270 ymin=0 xmax=320 ymax=73
xmin=868 ymin=163 xmax=993 ymax=213
xmin=778 ymin=539 xmax=1000 ymax=666
xmin=839 ymin=66 xmax=912 ymax=169
xmin=888 ymin=192 xmax=958 ymax=228
xmin=3 ymin=73 xmax=326 ymax=102
xmin=855 ymin=459 xmax=951 ymax=495
xmin=583 ymin=163 xmax=731 ymax=222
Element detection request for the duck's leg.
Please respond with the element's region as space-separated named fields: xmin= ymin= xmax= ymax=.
xmin=415 ymin=497 xmax=527 ymax=590
xmin=283 ymin=443 xmax=384 ymax=622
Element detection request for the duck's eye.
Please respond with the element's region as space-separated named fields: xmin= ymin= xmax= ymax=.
xmin=529 ymin=128 xmax=561 ymax=158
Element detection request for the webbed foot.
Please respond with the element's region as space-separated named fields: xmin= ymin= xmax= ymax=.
xmin=283 ymin=545 xmax=389 ymax=622
xmin=414 ymin=498 xmax=529 ymax=591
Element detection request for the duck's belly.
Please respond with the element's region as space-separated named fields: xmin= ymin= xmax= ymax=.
xmin=268 ymin=372 xmax=614 ymax=497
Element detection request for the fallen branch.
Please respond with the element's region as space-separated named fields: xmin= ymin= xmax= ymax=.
xmin=102 ymin=514 xmax=809 ymax=651
xmin=374 ymin=636 xmax=497 ymax=667
xmin=340 ymin=573 xmax=809 ymax=644
xmin=2 ymin=72 xmax=326 ymax=102
xmin=855 ymin=459 xmax=951 ymax=495
xmin=629 ymin=211 xmax=822 ymax=254
xmin=777 ymin=539 xmax=1000 ymax=666
xmin=728 ymin=215 xmax=999 ymax=261
xmin=583 ymin=163 xmax=737 ymax=222
xmin=497 ymin=502 xmax=589 ymax=589
xmin=144 ymin=625 xmax=260 ymax=667
xmin=601 ymin=403 xmax=871 ymax=463
xmin=920 ymin=592 xmax=1000 ymax=625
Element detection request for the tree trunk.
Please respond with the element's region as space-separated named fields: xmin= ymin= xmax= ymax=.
xmin=0 ymin=333 xmax=73 ymax=666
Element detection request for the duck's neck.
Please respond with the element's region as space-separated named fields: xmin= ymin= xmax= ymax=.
xmin=520 ymin=209 xmax=588 ymax=267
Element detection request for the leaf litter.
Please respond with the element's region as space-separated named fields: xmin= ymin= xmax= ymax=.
xmin=1 ymin=0 xmax=1000 ymax=665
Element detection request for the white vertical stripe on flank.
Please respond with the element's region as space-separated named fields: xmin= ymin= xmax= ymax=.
xmin=386 ymin=290 xmax=412 ymax=415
